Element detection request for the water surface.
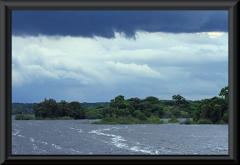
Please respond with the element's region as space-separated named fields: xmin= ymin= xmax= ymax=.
xmin=12 ymin=118 xmax=228 ymax=155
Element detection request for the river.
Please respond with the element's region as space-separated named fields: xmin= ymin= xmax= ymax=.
xmin=12 ymin=117 xmax=228 ymax=155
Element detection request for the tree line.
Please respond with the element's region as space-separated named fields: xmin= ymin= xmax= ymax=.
xmin=12 ymin=103 xmax=37 ymax=115
xmin=85 ymin=86 xmax=228 ymax=124
xmin=34 ymin=99 xmax=85 ymax=119
xmin=16 ymin=86 xmax=228 ymax=124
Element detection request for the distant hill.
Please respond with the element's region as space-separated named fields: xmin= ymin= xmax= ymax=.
xmin=12 ymin=102 xmax=110 ymax=115
xmin=12 ymin=103 xmax=37 ymax=115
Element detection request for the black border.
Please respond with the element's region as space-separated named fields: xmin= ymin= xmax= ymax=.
xmin=0 ymin=0 xmax=239 ymax=164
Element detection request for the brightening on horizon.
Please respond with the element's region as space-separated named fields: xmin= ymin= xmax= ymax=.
xmin=12 ymin=10 xmax=228 ymax=103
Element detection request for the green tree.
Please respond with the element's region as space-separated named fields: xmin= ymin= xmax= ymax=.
xmin=199 ymin=99 xmax=212 ymax=119
xmin=171 ymin=107 xmax=181 ymax=118
xmin=222 ymin=111 xmax=228 ymax=123
xmin=101 ymin=107 xmax=115 ymax=118
xmin=69 ymin=101 xmax=85 ymax=119
xmin=136 ymin=112 xmax=147 ymax=121
xmin=139 ymin=101 xmax=152 ymax=111
xmin=196 ymin=95 xmax=228 ymax=124
xmin=133 ymin=110 xmax=142 ymax=117
xmin=144 ymin=96 xmax=160 ymax=104
xmin=117 ymin=109 xmax=127 ymax=117
xmin=189 ymin=101 xmax=200 ymax=117
xmin=47 ymin=99 xmax=58 ymax=118
xmin=168 ymin=115 xmax=179 ymax=123
xmin=172 ymin=94 xmax=187 ymax=106
xmin=34 ymin=98 xmax=57 ymax=118
xmin=151 ymin=104 xmax=163 ymax=118
xmin=57 ymin=100 xmax=72 ymax=117
xmin=219 ymin=86 xmax=228 ymax=100
xmin=110 ymin=95 xmax=125 ymax=110
xmin=211 ymin=104 xmax=221 ymax=123
xmin=85 ymin=109 xmax=101 ymax=119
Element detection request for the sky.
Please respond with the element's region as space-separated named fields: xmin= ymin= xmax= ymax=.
xmin=12 ymin=10 xmax=228 ymax=103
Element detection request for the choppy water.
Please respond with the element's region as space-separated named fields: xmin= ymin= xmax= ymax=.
xmin=12 ymin=118 xmax=228 ymax=155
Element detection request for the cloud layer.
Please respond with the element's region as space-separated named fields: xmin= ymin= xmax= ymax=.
xmin=12 ymin=31 xmax=228 ymax=103
xmin=12 ymin=10 xmax=228 ymax=39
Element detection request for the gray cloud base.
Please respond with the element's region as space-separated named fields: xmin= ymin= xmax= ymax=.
xmin=12 ymin=31 xmax=228 ymax=103
xmin=12 ymin=10 xmax=228 ymax=39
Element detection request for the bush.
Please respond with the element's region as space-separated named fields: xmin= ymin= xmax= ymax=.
xmin=158 ymin=120 xmax=165 ymax=124
xmin=35 ymin=116 xmax=73 ymax=120
xmin=197 ymin=118 xmax=213 ymax=124
xmin=146 ymin=116 xmax=165 ymax=124
xmin=179 ymin=118 xmax=196 ymax=124
xmin=84 ymin=110 xmax=100 ymax=119
xmin=221 ymin=112 xmax=228 ymax=123
xmin=137 ymin=113 xmax=147 ymax=121
xmin=180 ymin=111 xmax=190 ymax=118
xmin=168 ymin=115 xmax=179 ymax=123
xmin=56 ymin=116 xmax=74 ymax=120
xmin=35 ymin=117 xmax=50 ymax=120
xmin=217 ymin=120 xmax=227 ymax=124
xmin=184 ymin=118 xmax=192 ymax=124
xmin=91 ymin=116 xmax=165 ymax=124
xmin=15 ymin=114 xmax=35 ymax=120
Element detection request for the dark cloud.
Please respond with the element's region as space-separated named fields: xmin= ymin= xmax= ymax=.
xmin=12 ymin=10 xmax=228 ymax=38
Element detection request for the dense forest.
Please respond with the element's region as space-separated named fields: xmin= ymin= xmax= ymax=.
xmin=13 ymin=86 xmax=228 ymax=124
xmin=12 ymin=103 xmax=37 ymax=115
xmin=12 ymin=102 xmax=109 ymax=115
xmin=86 ymin=86 xmax=228 ymax=124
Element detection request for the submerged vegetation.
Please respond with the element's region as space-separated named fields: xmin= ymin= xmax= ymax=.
xmin=14 ymin=86 xmax=228 ymax=124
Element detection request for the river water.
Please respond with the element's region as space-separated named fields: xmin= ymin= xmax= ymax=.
xmin=12 ymin=117 xmax=228 ymax=155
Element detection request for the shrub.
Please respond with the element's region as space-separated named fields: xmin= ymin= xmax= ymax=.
xmin=35 ymin=117 xmax=50 ymax=120
xmin=168 ymin=115 xmax=179 ymax=123
xmin=158 ymin=120 xmax=165 ymax=124
xmin=179 ymin=118 xmax=196 ymax=124
xmin=217 ymin=120 xmax=227 ymax=124
xmin=221 ymin=112 xmax=228 ymax=123
xmin=15 ymin=114 xmax=35 ymax=120
xmin=197 ymin=118 xmax=213 ymax=124
xmin=35 ymin=116 xmax=73 ymax=120
xmin=57 ymin=116 xmax=74 ymax=120
xmin=184 ymin=118 xmax=192 ymax=124
xmin=84 ymin=110 xmax=100 ymax=119
xmin=91 ymin=115 xmax=165 ymax=124
xmin=146 ymin=116 xmax=164 ymax=124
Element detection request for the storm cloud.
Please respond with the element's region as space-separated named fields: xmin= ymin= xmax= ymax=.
xmin=12 ymin=10 xmax=228 ymax=39
xmin=12 ymin=10 xmax=228 ymax=103
xmin=12 ymin=31 xmax=228 ymax=103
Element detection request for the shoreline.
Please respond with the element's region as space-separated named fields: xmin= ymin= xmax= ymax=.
xmin=13 ymin=115 xmax=227 ymax=125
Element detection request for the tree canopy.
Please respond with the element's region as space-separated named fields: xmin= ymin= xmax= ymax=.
xmin=34 ymin=98 xmax=85 ymax=119
xmin=15 ymin=86 xmax=228 ymax=124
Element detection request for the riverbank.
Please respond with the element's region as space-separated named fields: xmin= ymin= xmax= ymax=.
xmin=13 ymin=114 xmax=227 ymax=124
xmin=14 ymin=114 xmax=74 ymax=120
xmin=91 ymin=116 xmax=166 ymax=124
